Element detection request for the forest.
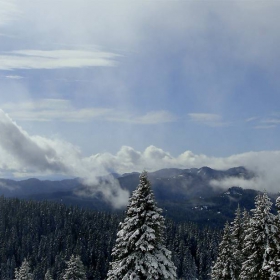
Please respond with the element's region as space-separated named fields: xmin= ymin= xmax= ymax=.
xmin=2 ymin=171 xmax=279 ymax=279
xmin=0 ymin=196 xmax=220 ymax=279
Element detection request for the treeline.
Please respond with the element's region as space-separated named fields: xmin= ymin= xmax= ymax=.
xmin=0 ymin=196 xmax=220 ymax=279
xmin=212 ymin=192 xmax=280 ymax=279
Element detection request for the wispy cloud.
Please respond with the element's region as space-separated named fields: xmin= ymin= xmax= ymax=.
xmin=2 ymin=100 xmax=112 ymax=122
xmin=0 ymin=49 xmax=119 ymax=71
xmin=254 ymin=125 xmax=276 ymax=130
xmin=0 ymin=1 xmax=19 ymax=27
xmin=108 ymin=110 xmax=177 ymax=125
xmin=0 ymin=109 xmax=129 ymax=208
xmin=2 ymin=100 xmax=176 ymax=125
xmin=133 ymin=110 xmax=176 ymax=124
xmin=5 ymin=75 xmax=23 ymax=79
xmin=250 ymin=116 xmax=280 ymax=129
xmin=262 ymin=118 xmax=280 ymax=125
xmin=188 ymin=113 xmax=227 ymax=127
xmin=246 ymin=117 xmax=258 ymax=122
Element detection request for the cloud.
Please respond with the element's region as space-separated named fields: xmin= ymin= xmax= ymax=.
xmin=0 ymin=1 xmax=19 ymax=27
xmin=0 ymin=109 xmax=69 ymax=173
xmin=0 ymin=49 xmax=119 ymax=71
xmin=1 ymin=110 xmax=280 ymax=206
xmin=245 ymin=116 xmax=280 ymax=129
xmin=2 ymin=99 xmax=111 ymax=122
xmin=133 ymin=111 xmax=177 ymax=124
xmin=254 ymin=125 xmax=276 ymax=130
xmin=2 ymin=100 xmax=176 ymax=124
xmin=0 ymin=110 xmax=129 ymax=208
xmin=246 ymin=117 xmax=258 ymax=123
xmin=5 ymin=75 xmax=23 ymax=79
xmin=188 ymin=113 xmax=227 ymax=127
xmin=87 ymin=146 xmax=280 ymax=193
xmin=262 ymin=118 xmax=280 ymax=125
xmin=0 ymin=181 xmax=20 ymax=191
xmin=89 ymin=147 xmax=280 ymax=194
xmin=107 ymin=110 xmax=177 ymax=125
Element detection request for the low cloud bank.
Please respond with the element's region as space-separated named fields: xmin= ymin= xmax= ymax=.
xmin=0 ymin=110 xmax=280 ymax=208
xmin=0 ymin=110 xmax=129 ymax=208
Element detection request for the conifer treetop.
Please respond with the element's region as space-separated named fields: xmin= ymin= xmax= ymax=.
xmin=14 ymin=258 xmax=34 ymax=280
xmin=106 ymin=171 xmax=177 ymax=280
xmin=63 ymin=254 xmax=87 ymax=280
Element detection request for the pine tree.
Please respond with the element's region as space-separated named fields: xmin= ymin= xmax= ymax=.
xmin=14 ymin=258 xmax=34 ymax=280
xmin=211 ymin=222 xmax=236 ymax=280
xmin=106 ymin=171 xmax=177 ymax=280
xmin=62 ymin=254 xmax=87 ymax=280
xmin=230 ymin=205 xmax=243 ymax=278
xmin=273 ymin=194 xmax=280 ymax=278
xmin=239 ymin=193 xmax=279 ymax=279
xmin=44 ymin=269 xmax=53 ymax=280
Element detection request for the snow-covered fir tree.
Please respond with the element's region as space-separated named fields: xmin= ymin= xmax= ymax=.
xmin=44 ymin=269 xmax=53 ymax=280
xmin=274 ymin=194 xmax=280 ymax=278
xmin=211 ymin=222 xmax=236 ymax=280
xmin=106 ymin=171 xmax=177 ymax=280
xmin=62 ymin=254 xmax=87 ymax=280
xmin=230 ymin=205 xmax=244 ymax=278
xmin=239 ymin=192 xmax=280 ymax=279
xmin=14 ymin=258 xmax=34 ymax=280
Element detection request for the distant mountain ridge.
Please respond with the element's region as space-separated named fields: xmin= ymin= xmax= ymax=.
xmin=0 ymin=166 xmax=267 ymax=225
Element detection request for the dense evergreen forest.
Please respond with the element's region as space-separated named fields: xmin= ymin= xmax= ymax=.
xmin=212 ymin=193 xmax=280 ymax=279
xmin=0 ymin=196 xmax=221 ymax=279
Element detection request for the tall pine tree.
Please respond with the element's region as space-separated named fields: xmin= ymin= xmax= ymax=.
xmin=14 ymin=259 xmax=34 ymax=280
xmin=239 ymin=193 xmax=279 ymax=279
xmin=106 ymin=171 xmax=177 ymax=280
xmin=211 ymin=222 xmax=236 ymax=280
xmin=230 ymin=205 xmax=244 ymax=278
xmin=62 ymin=254 xmax=87 ymax=280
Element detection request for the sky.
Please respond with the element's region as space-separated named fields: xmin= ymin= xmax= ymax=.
xmin=0 ymin=1 xmax=280 ymax=204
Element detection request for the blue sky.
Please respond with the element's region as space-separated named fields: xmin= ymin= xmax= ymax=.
xmin=0 ymin=1 xmax=280 ymax=195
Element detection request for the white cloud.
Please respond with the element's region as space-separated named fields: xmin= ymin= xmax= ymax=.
xmin=86 ymin=146 xmax=280 ymax=193
xmin=0 ymin=109 xmax=129 ymax=208
xmin=2 ymin=100 xmax=176 ymax=124
xmin=245 ymin=116 xmax=280 ymax=129
xmin=0 ymin=49 xmax=118 ymax=71
xmin=1 ymin=110 xmax=280 ymax=206
xmin=133 ymin=111 xmax=177 ymax=124
xmin=262 ymin=118 xmax=280 ymax=125
xmin=107 ymin=110 xmax=177 ymax=125
xmin=188 ymin=113 xmax=227 ymax=127
xmin=0 ymin=1 xmax=19 ymax=27
xmin=5 ymin=75 xmax=23 ymax=79
xmin=254 ymin=125 xmax=276 ymax=130
xmin=2 ymin=99 xmax=111 ymax=122
xmin=246 ymin=117 xmax=258 ymax=122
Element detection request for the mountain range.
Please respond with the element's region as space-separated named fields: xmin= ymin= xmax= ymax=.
xmin=0 ymin=166 xmax=272 ymax=226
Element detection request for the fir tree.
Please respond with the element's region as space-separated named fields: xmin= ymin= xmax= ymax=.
xmin=106 ymin=171 xmax=177 ymax=280
xmin=230 ymin=205 xmax=243 ymax=278
xmin=44 ymin=269 xmax=53 ymax=280
xmin=240 ymin=193 xmax=279 ymax=279
xmin=211 ymin=222 xmax=236 ymax=280
xmin=14 ymin=258 xmax=33 ymax=280
xmin=62 ymin=254 xmax=87 ymax=280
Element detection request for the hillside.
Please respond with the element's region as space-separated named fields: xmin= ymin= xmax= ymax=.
xmin=0 ymin=166 xmax=266 ymax=225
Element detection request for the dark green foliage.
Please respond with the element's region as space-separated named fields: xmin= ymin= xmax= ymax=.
xmin=165 ymin=220 xmax=221 ymax=280
xmin=63 ymin=254 xmax=87 ymax=280
xmin=0 ymin=196 xmax=119 ymax=279
xmin=212 ymin=193 xmax=280 ymax=280
xmin=0 ymin=196 xmax=221 ymax=279
xmin=211 ymin=222 xmax=236 ymax=280
xmin=240 ymin=193 xmax=280 ymax=279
